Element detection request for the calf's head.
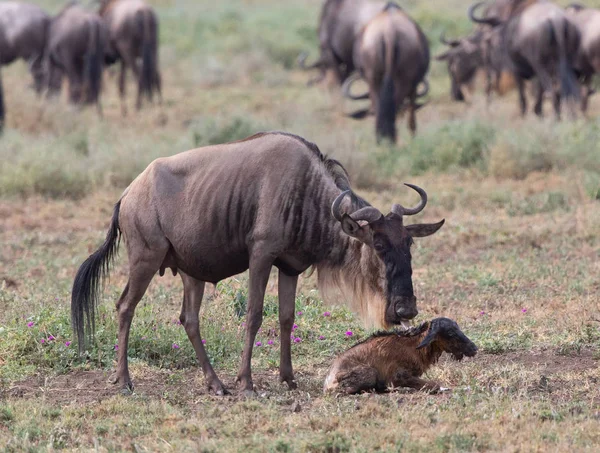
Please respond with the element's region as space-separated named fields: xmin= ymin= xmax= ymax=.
xmin=331 ymin=184 xmax=444 ymax=326
xmin=416 ymin=317 xmax=478 ymax=360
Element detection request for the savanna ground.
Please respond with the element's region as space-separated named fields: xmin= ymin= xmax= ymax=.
xmin=1 ymin=0 xmax=600 ymax=451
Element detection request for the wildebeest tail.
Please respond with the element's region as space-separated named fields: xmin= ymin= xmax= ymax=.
xmin=0 ymin=68 xmax=5 ymax=132
xmin=549 ymin=17 xmax=580 ymax=105
xmin=84 ymin=19 xmax=103 ymax=105
xmin=138 ymin=9 xmax=158 ymax=103
xmin=71 ymin=200 xmax=121 ymax=353
xmin=376 ymin=30 xmax=398 ymax=143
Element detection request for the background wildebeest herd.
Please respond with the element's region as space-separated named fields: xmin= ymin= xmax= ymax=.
xmin=1 ymin=0 xmax=599 ymax=451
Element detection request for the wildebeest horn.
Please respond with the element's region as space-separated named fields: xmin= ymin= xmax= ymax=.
xmin=440 ymin=32 xmax=460 ymax=47
xmin=416 ymin=80 xmax=429 ymax=98
xmin=332 ymin=190 xmax=351 ymax=221
xmin=468 ymin=1 xmax=502 ymax=26
xmin=391 ymin=183 xmax=427 ymax=216
xmin=332 ymin=190 xmax=383 ymax=224
xmin=342 ymin=72 xmax=369 ymax=100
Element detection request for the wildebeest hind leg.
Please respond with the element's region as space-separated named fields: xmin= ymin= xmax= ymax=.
xmin=516 ymin=77 xmax=527 ymax=116
xmin=119 ymin=60 xmax=128 ymax=117
xmin=179 ymin=272 xmax=228 ymax=395
xmin=236 ymin=250 xmax=273 ymax=394
xmin=534 ymin=80 xmax=544 ymax=117
xmin=336 ymin=366 xmax=380 ymax=394
xmin=278 ymin=270 xmax=298 ymax=389
xmin=110 ymin=262 xmax=158 ymax=392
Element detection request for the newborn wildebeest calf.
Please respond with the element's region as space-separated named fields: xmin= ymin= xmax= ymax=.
xmin=324 ymin=318 xmax=477 ymax=394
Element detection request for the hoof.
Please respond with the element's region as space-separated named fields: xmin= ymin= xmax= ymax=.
xmin=109 ymin=373 xmax=133 ymax=393
xmin=208 ymin=382 xmax=230 ymax=396
xmin=241 ymin=389 xmax=256 ymax=399
xmin=280 ymin=376 xmax=298 ymax=390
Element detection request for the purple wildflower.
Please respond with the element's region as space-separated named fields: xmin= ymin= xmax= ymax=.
xmin=27 ymin=321 xmax=35 ymax=328
xmin=345 ymin=331 xmax=353 ymax=337
xmin=202 ymin=339 xmax=206 ymax=345
xmin=47 ymin=335 xmax=55 ymax=341
xmin=255 ymin=341 xmax=262 ymax=347
xmin=297 ymin=311 xmax=303 ymax=316
xmin=521 ymin=308 xmax=528 ymax=313
xmin=323 ymin=311 xmax=331 ymax=317
xmin=318 ymin=335 xmax=325 ymax=340
xmin=172 ymin=343 xmax=180 ymax=349
xmin=141 ymin=336 xmax=147 ymax=341
xmin=114 ymin=344 xmax=119 ymax=351
xmin=292 ymin=324 xmax=298 ymax=331
xmin=267 ymin=340 xmax=274 ymax=345
xmin=480 ymin=311 xmax=485 ymax=316
xmin=40 ymin=338 xmax=46 ymax=344
xmin=293 ymin=337 xmax=302 ymax=343
xmin=65 ymin=341 xmax=71 ymax=347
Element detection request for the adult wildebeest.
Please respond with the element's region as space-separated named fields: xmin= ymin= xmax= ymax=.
xmin=71 ymin=132 xmax=444 ymax=395
xmin=0 ymin=2 xmax=50 ymax=93
xmin=98 ymin=0 xmax=161 ymax=114
xmin=299 ymin=0 xmax=387 ymax=86
xmin=341 ymin=4 xmax=429 ymax=142
xmin=469 ymin=0 xmax=580 ymax=118
xmin=0 ymin=66 xmax=4 ymax=132
xmin=436 ymin=0 xmax=515 ymax=102
xmin=566 ymin=3 xmax=600 ymax=113
xmin=45 ymin=3 xmax=108 ymax=109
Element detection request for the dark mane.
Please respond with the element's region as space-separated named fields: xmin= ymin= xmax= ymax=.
xmin=348 ymin=322 xmax=430 ymax=350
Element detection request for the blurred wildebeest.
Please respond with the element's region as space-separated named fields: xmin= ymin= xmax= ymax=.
xmin=565 ymin=3 xmax=600 ymax=113
xmin=0 ymin=2 xmax=50 ymax=93
xmin=71 ymin=132 xmax=444 ymax=395
xmin=299 ymin=0 xmax=387 ymax=86
xmin=341 ymin=4 xmax=429 ymax=142
xmin=324 ymin=318 xmax=477 ymax=394
xmin=98 ymin=0 xmax=162 ymax=114
xmin=469 ymin=0 xmax=580 ymax=118
xmin=45 ymin=3 xmax=108 ymax=110
xmin=0 ymin=66 xmax=4 ymax=132
xmin=436 ymin=0 xmax=515 ymax=102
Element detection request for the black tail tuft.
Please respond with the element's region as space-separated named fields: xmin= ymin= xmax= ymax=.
xmin=0 ymin=68 xmax=4 ymax=132
xmin=71 ymin=201 xmax=121 ymax=353
xmin=376 ymin=75 xmax=397 ymax=143
xmin=84 ymin=20 xmax=103 ymax=105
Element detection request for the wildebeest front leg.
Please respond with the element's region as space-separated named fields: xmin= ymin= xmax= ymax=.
xmin=534 ymin=80 xmax=544 ymax=117
xmin=278 ymin=270 xmax=298 ymax=389
xmin=180 ymin=272 xmax=228 ymax=395
xmin=236 ymin=252 xmax=273 ymax=393
xmin=516 ymin=76 xmax=527 ymax=116
xmin=119 ymin=60 xmax=127 ymax=117
xmin=392 ymin=370 xmax=441 ymax=393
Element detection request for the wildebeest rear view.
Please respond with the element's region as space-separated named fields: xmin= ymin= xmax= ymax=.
xmin=71 ymin=132 xmax=444 ymax=394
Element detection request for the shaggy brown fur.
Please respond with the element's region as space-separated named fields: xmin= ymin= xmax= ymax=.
xmin=324 ymin=318 xmax=477 ymax=394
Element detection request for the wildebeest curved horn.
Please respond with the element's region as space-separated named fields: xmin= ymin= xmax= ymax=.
xmin=350 ymin=206 xmax=384 ymax=224
xmin=468 ymin=1 xmax=502 ymax=26
xmin=440 ymin=32 xmax=460 ymax=47
xmin=416 ymin=79 xmax=429 ymax=98
xmin=342 ymin=72 xmax=369 ymax=100
xmin=332 ymin=190 xmax=351 ymax=221
xmin=391 ymin=183 xmax=428 ymax=216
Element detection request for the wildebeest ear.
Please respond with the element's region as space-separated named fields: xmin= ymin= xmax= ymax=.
xmin=416 ymin=330 xmax=436 ymax=349
xmin=406 ymin=219 xmax=445 ymax=238
xmin=340 ymin=214 xmax=371 ymax=243
xmin=435 ymin=51 xmax=450 ymax=61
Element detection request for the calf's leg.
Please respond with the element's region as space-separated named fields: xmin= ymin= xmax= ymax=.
xmin=278 ymin=270 xmax=298 ymax=389
xmin=335 ymin=366 xmax=381 ymax=394
xmin=180 ymin=272 xmax=228 ymax=395
xmin=392 ymin=370 xmax=441 ymax=393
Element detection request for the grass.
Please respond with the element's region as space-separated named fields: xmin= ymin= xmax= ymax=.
xmin=1 ymin=0 xmax=600 ymax=451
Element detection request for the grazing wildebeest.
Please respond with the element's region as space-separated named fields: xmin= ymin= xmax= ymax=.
xmin=469 ymin=0 xmax=580 ymax=118
xmin=299 ymin=0 xmax=387 ymax=86
xmin=71 ymin=132 xmax=444 ymax=395
xmin=324 ymin=318 xmax=477 ymax=394
xmin=98 ymin=0 xmax=162 ymax=114
xmin=565 ymin=3 xmax=600 ymax=113
xmin=0 ymin=2 xmax=50 ymax=93
xmin=45 ymin=3 xmax=108 ymax=109
xmin=340 ymin=4 xmax=429 ymax=142
xmin=436 ymin=0 xmax=515 ymax=102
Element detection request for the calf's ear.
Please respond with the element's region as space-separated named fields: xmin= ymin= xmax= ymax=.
xmin=416 ymin=331 xmax=436 ymax=349
xmin=406 ymin=219 xmax=445 ymax=238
